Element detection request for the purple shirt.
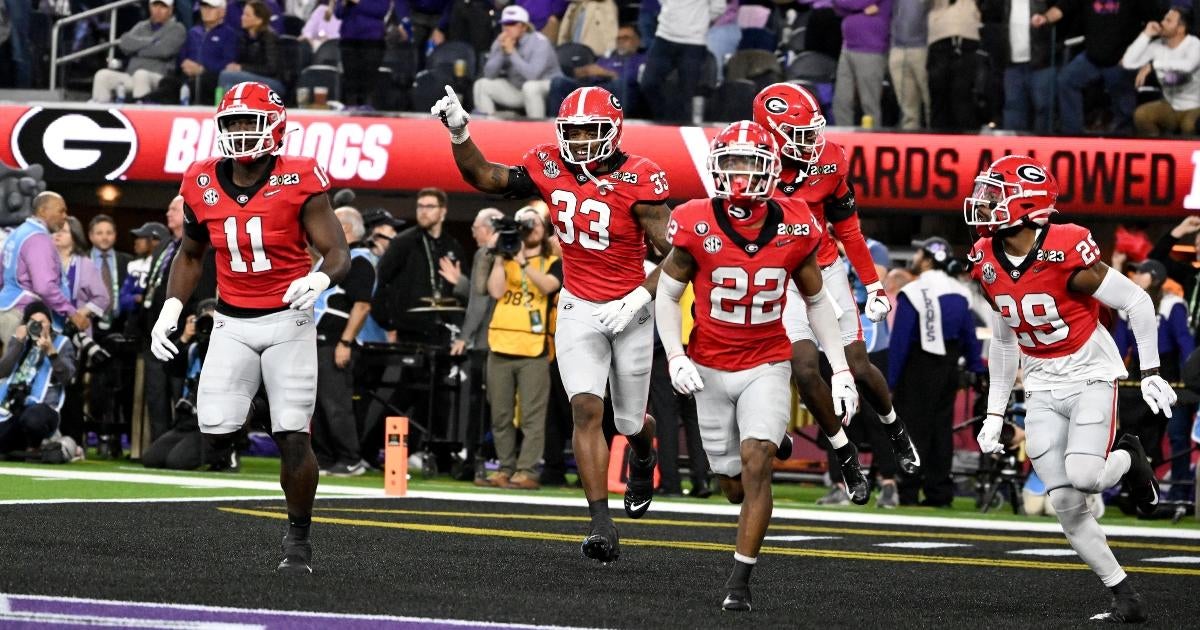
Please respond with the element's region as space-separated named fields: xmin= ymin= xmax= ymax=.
xmin=597 ymin=51 xmax=644 ymax=86
xmin=833 ymin=0 xmax=892 ymax=54
xmin=3 ymin=219 xmax=75 ymax=317
xmin=518 ymin=0 xmax=569 ymax=30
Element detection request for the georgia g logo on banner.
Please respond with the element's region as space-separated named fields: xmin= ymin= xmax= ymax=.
xmin=11 ymin=108 xmax=138 ymax=181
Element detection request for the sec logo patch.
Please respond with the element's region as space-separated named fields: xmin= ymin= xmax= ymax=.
xmin=703 ymin=235 xmax=722 ymax=254
xmin=203 ymin=188 xmax=219 ymax=206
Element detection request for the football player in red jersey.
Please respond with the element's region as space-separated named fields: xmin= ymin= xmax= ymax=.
xmin=433 ymin=85 xmax=671 ymax=563
xmin=150 ymin=82 xmax=349 ymax=575
xmin=752 ymin=82 xmax=919 ymax=505
xmin=656 ymin=121 xmax=859 ymax=611
xmin=966 ymin=155 xmax=1175 ymax=623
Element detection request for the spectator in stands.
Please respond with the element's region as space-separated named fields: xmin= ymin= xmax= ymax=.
xmin=218 ymin=0 xmax=285 ymax=95
xmin=1122 ymin=6 xmax=1200 ymax=137
xmin=0 ymin=193 xmax=92 ymax=347
xmin=519 ymin=0 xmax=569 ymax=40
xmin=1033 ymin=0 xmax=1160 ymax=134
xmin=225 ymin=0 xmax=285 ymax=33
xmin=889 ymin=0 xmax=928 ymax=129
xmin=889 ymin=237 xmax=985 ymax=507
xmin=832 ymin=0 xmax=892 ymax=127
xmin=926 ymin=0 xmax=980 ymax=131
xmin=180 ymin=0 xmax=240 ymax=107
xmin=300 ymin=0 xmax=341 ymax=51
xmin=92 ymin=0 xmax=188 ymax=103
xmin=374 ymin=188 xmax=466 ymax=341
xmin=1149 ymin=215 xmax=1200 ymax=332
xmin=361 ymin=207 xmax=404 ymax=260
xmin=547 ymin=23 xmax=643 ymax=115
xmin=395 ymin=0 xmax=451 ymax=67
xmin=336 ymin=0 xmax=389 ymax=107
xmin=478 ymin=206 xmax=562 ymax=490
xmin=557 ymin=0 xmax=619 ymax=56
xmin=474 ymin=5 xmax=561 ymax=119
xmin=1114 ymin=259 xmax=1195 ymax=489
xmin=991 ymin=0 xmax=1056 ymax=132
xmin=0 ymin=302 xmax=76 ymax=457
xmin=52 ymin=217 xmax=108 ymax=338
xmin=1 ymin=0 xmax=32 ymax=88
xmin=446 ymin=0 xmax=496 ymax=54
xmin=639 ymin=0 xmax=725 ymax=123
xmin=312 ymin=207 xmax=375 ymax=477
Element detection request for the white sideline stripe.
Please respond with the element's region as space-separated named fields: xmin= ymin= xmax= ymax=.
xmin=1142 ymin=556 xmax=1200 ymax=564
xmin=0 ymin=593 xmax=599 ymax=630
xmin=0 ymin=495 xmax=381 ymax=506
xmin=874 ymin=542 xmax=973 ymax=549
xmin=0 ymin=465 xmax=383 ymax=496
xmin=0 ymin=611 xmax=262 ymax=629
xmin=763 ymin=535 xmax=841 ymax=542
xmin=1007 ymin=549 xmax=1078 ymax=557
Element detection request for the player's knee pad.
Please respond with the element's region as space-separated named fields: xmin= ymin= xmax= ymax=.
xmin=198 ymin=393 xmax=253 ymax=434
xmin=1048 ymin=487 xmax=1093 ymax=535
xmin=613 ymin=413 xmax=644 ymax=436
xmin=1064 ymin=453 xmax=1107 ymax=494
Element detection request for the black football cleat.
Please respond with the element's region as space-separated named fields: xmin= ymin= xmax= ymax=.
xmin=722 ymin=589 xmax=752 ymax=612
xmin=624 ymin=450 xmax=657 ymax=519
xmin=836 ymin=443 xmax=870 ymax=505
xmin=581 ymin=519 xmax=620 ymax=564
xmin=776 ymin=433 xmax=794 ymax=461
xmin=1115 ymin=434 xmax=1159 ymax=517
xmin=884 ymin=418 xmax=921 ymax=475
xmin=1090 ymin=591 xmax=1147 ymax=623
xmin=276 ymin=533 xmax=313 ymax=575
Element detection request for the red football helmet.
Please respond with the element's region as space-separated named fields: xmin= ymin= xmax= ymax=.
xmin=556 ymin=86 xmax=624 ymax=166
xmin=752 ymin=82 xmax=826 ymax=168
xmin=964 ymin=155 xmax=1058 ymax=237
xmin=707 ymin=120 xmax=781 ymax=206
xmin=215 ymin=81 xmax=287 ymax=162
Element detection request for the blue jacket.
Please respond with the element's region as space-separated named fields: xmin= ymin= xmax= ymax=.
xmin=181 ymin=22 xmax=240 ymax=74
xmin=888 ymin=270 xmax=984 ymax=389
xmin=0 ymin=333 xmax=74 ymax=421
xmin=1114 ymin=293 xmax=1194 ymax=379
xmin=335 ymin=0 xmax=391 ymax=41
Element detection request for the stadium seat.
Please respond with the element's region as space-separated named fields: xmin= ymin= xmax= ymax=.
xmin=786 ymin=50 xmax=837 ymax=85
xmin=703 ymin=79 xmax=756 ymax=123
xmin=277 ymin=35 xmax=304 ymax=99
xmin=380 ymin=43 xmax=418 ymax=111
xmin=312 ymin=39 xmax=342 ymax=68
xmin=411 ymin=68 xmax=454 ymax=112
xmin=282 ymin=14 xmax=304 ymax=37
xmin=724 ymin=50 xmax=783 ymax=91
xmin=427 ymin=41 xmax=477 ymax=79
xmin=297 ymin=64 xmax=342 ymax=104
xmin=556 ymin=43 xmax=595 ymax=77
xmin=738 ymin=27 xmax=778 ymax=52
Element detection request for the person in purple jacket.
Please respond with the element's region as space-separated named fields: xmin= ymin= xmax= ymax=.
xmin=52 ymin=217 xmax=111 ymax=339
xmin=336 ymin=0 xmax=390 ymax=107
xmin=180 ymin=0 xmax=240 ymax=105
xmin=0 ymin=193 xmax=94 ymax=349
xmin=832 ymin=0 xmax=892 ymax=127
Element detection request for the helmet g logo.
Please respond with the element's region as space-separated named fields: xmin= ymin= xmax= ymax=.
xmin=1015 ymin=164 xmax=1047 ymax=183
xmin=267 ymin=90 xmax=284 ymax=107
xmin=764 ymin=97 xmax=788 ymax=115
xmin=609 ymin=93 xmax=622 ymax=111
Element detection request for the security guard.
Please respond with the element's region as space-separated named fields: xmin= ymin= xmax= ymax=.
xmin=889 ymin=237 xmax=985 ymax=506
xmin=481 ymin=206 xmax=562 ymax=490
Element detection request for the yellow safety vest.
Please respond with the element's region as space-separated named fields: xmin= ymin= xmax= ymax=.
xmin=489 ymin=254 xmax=558 ymax=357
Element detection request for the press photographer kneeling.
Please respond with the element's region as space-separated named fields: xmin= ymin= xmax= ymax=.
xmin=478 ymin=207 xmax=562 ymax=490
xmin=0 ymin=302 xmax=76 ymax=457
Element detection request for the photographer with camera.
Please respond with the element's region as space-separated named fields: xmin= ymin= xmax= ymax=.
xmin=479 ymin=206 xmax=562 ymax=490
xmin=0 ymin=302 xmax=76 ymax=457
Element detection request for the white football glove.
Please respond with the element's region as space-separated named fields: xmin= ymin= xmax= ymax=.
xmin=593 ymin=286 xmax=652 ymax=335
xmin=150 ymin=297 xmax=183 ymax=362
xmin=863 ymin=281 xmax=891 ymax=323
xmin=976 ymin=414 xmax=1005 ymax=454
xmin=431 ymin=85 xmax=471 ymax=144
xmin=668 ymin=354 xmax=704 ymax=395
xmin=282 ymin=271 xmax=330 ymax=311
xmin=830 ymin=369 xmax=859 ymax=425
xmin=1141 ymin=373 xmax=1177 ymax=417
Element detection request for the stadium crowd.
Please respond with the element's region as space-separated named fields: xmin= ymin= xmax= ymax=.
xmin=2 ymin=0 xmax=1199 ymax=134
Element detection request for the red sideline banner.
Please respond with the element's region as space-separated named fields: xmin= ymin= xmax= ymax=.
xmin=2 ymin=103 xmax=1198 ymax=216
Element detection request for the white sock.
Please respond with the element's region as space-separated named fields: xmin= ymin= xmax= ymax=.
xmin=827 ymin=429 xmax=849 ymax=449
xmin=733 ymin=552 xmax=757 ymax=565
xmin=880 ymin=408 xmax=897 ymax=424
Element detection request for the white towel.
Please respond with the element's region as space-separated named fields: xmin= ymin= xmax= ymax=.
xmin=900 ymin=270 xmax=970 ymax=356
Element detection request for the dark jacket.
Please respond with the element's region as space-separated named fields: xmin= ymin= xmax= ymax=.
xmin=237 ymin=28 xmax=281 ymax=79
xmin=981 ymin=0 xmax=1056 ymax=68
xmin=1149 ymin=231 xmax=1200 ymax=333
xmin=373 ymin=226 xmax=466 ymax=337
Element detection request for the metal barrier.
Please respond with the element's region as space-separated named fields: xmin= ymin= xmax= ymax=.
xmin=49 ymin=0 xmax=143 ymax=91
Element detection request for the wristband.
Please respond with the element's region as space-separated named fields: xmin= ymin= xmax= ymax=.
xmin=338 ymin=339 xmax=354 ymax=347
xmin=450 ymin=128 xmax=470 ymax=145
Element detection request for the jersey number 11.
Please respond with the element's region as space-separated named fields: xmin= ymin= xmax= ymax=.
xmin=224 ymin=216 xmax=273 ymax=273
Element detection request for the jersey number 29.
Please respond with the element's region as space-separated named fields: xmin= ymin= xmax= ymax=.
xmin=710 ymin=267 xmax=788 ymax=325
xmin=223 ymin=216 xmax=273 ymax=273
xmin=993 ymin=292 xmax=1069 ymax=347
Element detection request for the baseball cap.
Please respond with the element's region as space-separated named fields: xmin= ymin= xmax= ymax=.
xmin=1134 ymin=259 xmax=1167 ymax=284
xmin=500 ymin=5 xmax=531 ymax=25
xmin=131 ymin=221 xmax=169 ymax=241
xmin=361 ymin=207 xmax=405 ymax=230
xmin=913 ymin=236 xmax=953 ymax=266
xmin=199 ymin=0 xmax=226 ymax=7
xmin=150 ymin=0 xmax=174 ymax=7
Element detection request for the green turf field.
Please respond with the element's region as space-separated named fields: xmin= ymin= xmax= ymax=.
xmin=2 ymin=455 xmax=1196 ymax=531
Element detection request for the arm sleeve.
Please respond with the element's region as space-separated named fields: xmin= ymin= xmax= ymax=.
xmin=1161 ymin=37 xmax=1200 ymax=74
xmin=655 ymin=273 xmax=687 ymax=359
xmin=80 ymin=262 xmax=111 ymax=316
xmin=24 ymin=239 xmax=75 ymax=317
xmin=887 ymin=294 xmax=916 ymax=390
xmin=50 ymin=341 xmax=76 ymax=386
xmin=457 ymin=289 xmax=493 ymax=344
xmin=986 ymin=312 xmax=1019 ymax=417
xmin=503 ymin=165 xmax=540 ymax=199
xmin=343 ymin=258 xmax=375 ymax=303
xmin=831 ymin=213 xmax=880 ymax=286
xmin=118 ymin=22 xmax=153 ymax=54
xmin=183 ymin=204 xmax=209 ymax=243
xmin=548 ymin=259 xmax=563 ymax=283
xmin=1092 ymin=269 xmax=1161 ymax=371
xmin=1120 ymin=34 xmax=1154 ymax=69
xmin=1171 ymin=303 xmax=1194 ymax=373
xmin=804 ymin=288 xmax=850 ymax=373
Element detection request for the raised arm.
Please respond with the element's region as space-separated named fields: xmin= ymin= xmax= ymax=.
xmin=431 ymin=85 xmax=537 ymax=196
